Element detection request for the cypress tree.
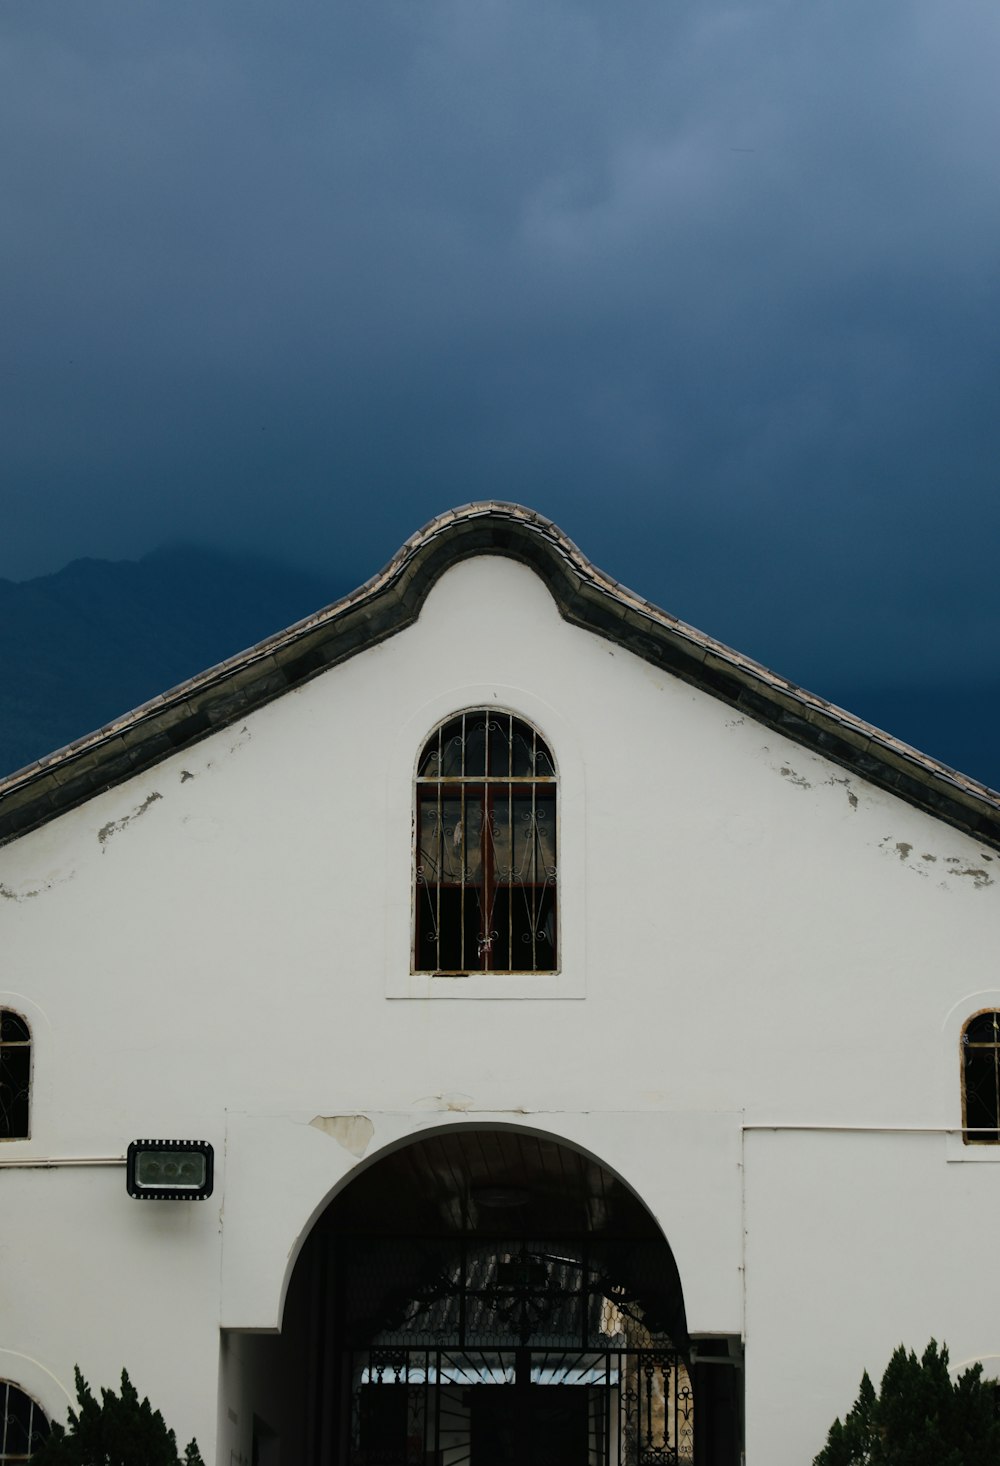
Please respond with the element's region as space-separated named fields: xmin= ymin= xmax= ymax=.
xmin=813 ymin=1341 xmax=1000 ymax=1466
xmin=29 ymin=1368 xmax=203 ymax=1466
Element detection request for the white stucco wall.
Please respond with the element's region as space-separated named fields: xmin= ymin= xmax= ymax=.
xmin=2 ymin=553 xmax=999 ymax=1464
xmin=744 ymin=1128 xmax=1000 ymax=1462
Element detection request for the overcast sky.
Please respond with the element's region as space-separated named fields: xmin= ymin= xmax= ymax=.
xmin=3 ymin=0 xmax=999 ymax=693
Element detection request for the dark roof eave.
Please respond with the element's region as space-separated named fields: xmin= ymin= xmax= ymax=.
xmin=3 ymin=501 xmax=1000 ymax=849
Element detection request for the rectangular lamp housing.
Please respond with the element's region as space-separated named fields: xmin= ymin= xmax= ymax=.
xmin=126 ymin=1139 xmax=214 ymax=1200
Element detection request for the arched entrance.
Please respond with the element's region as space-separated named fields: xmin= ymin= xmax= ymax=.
xmin=242 ymin=1128 xmax=740 ymax=1465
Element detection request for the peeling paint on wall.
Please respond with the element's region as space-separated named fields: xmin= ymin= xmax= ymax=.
xmin=1 ymin=882 xmax=36 ymax=901
xmin=878 ymin=836 xmax=995 ymax=889
xmin=0 ymin=872 xmax=76 ymax=901
xmin=310 ymin=1115 xmax=375 ymax=1157
xmin=823 ymin=775 xmax=859 ymax=810
xmin=945 ymin=864 xmax=994 ymax=890
xmin=186 ymin=725 xmax=253 ymax=781
xmin=772 ymin=760 xmax=859 ymax=811
xmin=97 ymin=792 xmax=162 ymax=850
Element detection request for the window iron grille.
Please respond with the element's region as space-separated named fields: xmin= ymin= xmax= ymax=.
xmin=341 ymin=1237 xmax=684 ymax=1354
xmin=962 ymin=1010 xmax=1000 ymax=1143
xmin=415 ymin=712 xmax=557 ymax=974
xmin=345 ymin=1347 xmax=693 ymax=1466
xmin=0 ymin=1012 xmax=30 ymax=1141
xmin=0 ymin=1383 xmax=50 ymax=1465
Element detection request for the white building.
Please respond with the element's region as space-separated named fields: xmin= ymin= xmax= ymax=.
xmin=2 ymin=502 xmax=1000 ymax=1466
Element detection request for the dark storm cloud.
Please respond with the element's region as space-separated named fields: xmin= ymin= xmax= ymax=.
xmin=2 ymin=0 xmax=999 ymax=686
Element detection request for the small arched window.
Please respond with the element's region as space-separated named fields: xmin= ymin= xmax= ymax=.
xmin=0 ymin=1011 xmax=31 ymax=1140
xmin=415 ymin=711 xmax=557 ymax=974
xmin=0 ymin=1382 xmax=50 ymax=1463
xmin=962 ymin=1011 xmax=1000 ymax=1144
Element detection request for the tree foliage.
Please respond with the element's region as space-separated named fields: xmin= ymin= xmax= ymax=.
xmin=29 ymin=1367 xmax=203 ymax=1466
xmin=813 ymin=1340 xmax=1000 ymax=1466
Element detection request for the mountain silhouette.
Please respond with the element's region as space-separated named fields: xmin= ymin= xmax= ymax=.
xmin=0 ymin=546 xmax=345 ymax=777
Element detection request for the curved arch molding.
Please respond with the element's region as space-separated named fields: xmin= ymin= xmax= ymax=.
xmin=219 ymin=1109 xmax=743 ymax=1338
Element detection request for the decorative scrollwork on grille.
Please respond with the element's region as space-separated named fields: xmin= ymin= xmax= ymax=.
xmin=369 ymin=1348 xmax=407 ymax=1384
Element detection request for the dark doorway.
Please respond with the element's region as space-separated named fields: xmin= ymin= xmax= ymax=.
xmin=275 ymin=1128 xmax=740 ymax=1465
xmin=471 ymin=1375 xmax=589 ymax=1466
xmin=347 ymin=1345 xmax=692 ymax=1465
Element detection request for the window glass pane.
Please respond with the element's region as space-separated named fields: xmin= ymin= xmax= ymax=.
xmin=510 ymin=722 xmax=536 ymax=777
xmin=491 ymin=885 xmax=557 ymax=970
xmin=3 ymin=1394 xmax=30 ymax=1458
xmin=29 ymin=1409 xmax=50 ymax=1455
xmin=464 ymin=719 xmax=487 ymax=778
xmin=431 ymin=799 xmax=482 ymax=885
xmin=539 ymin=888 xmax=557 ymax=961
xmin=417 ymin=734 xmax=441 ymax=778
xmin=510 ymin=719 xmax=555 ymax=778
xmin=438 ymin=888 xmax=464 ymax=970
xmin=533 ymin=741 xmax=556 ymax=778
xmin=0 ymin=1385 xmax=49 ymax=1461
xmin=463 ymin=800 xmax=484 ymax=885
xmin=486 ymin=802 xmax=514 ymax=880
xmin=510 ymin=794 xmax=557 ymax=879
xmin=487 ymin=888 xmax=513 ymax=970
xmin=439 ymin=721 xmax=466 ymax=777
xmin=416 ymin=799 xmax=443 ymax=883
xmin=0 ymin=1047 xmax=29 ymax=1140
xmin=429 ymin=889 xmax=483 ymax=971
xmin=0 ymin=1013 xmax=29 ymax=1044
xmin=487 ymin=717 xmax=511 ymax=777
xmin=510 ymin=799 xmax=537 ymax=880
xmin=965 ymin=1044 xmax=1000 ymax=1140
xmin=965 ymin=1012 xmax=1000 ymax=1045
xmin=414 ymin=896 xmax=439 ymax=969
xmin=438 ymin=800 xmax=464 ymax=882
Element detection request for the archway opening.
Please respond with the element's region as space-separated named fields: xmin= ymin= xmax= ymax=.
xmin=231 ymin=1128 xmax=739 ymax=1465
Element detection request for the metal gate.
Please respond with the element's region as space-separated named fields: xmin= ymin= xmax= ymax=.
xmin=347 ymin=1345 xmax=694 ymax=1465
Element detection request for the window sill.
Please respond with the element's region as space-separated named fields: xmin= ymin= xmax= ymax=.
xmin=387 ymin=970 xmax=584 ymax=1000
xmin=945 ymin=1131 xmax=1000 ymax=1162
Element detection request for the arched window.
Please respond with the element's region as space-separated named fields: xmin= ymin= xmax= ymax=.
xmin=0 ymin=1382 xmax=50 ymax=1463
xmin=962 ymin=1011 xmax=1000 ymax=1144
xmin=0 ymin=1011 xmax=30 ymax=1140
xmin=415 ymin=711 xmax=557 ymax=974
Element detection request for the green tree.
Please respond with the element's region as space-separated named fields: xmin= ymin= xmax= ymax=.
xmin=813 ymin=1341 xmax=1000 ymax=1466
xmin=29 ymin=1368 xmax=203 ymax=1466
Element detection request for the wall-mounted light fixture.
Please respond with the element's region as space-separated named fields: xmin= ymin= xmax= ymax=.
xmin=126 ymin=1139 xmax=214 ymax=1200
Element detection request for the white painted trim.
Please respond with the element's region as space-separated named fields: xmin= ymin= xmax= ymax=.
xmin=950 ymin=1352 xmax=1000 ymax=1379
xmin=0 ymin=1348 xmax=75 ymax=1428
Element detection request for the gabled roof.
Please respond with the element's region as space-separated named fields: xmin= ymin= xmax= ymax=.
xmin=2 ymin=501 xmax=1000 ymax=848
